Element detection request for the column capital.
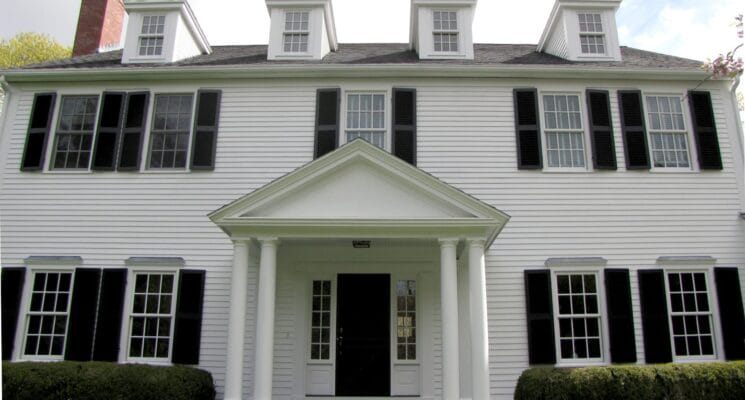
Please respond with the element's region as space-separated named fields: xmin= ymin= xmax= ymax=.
xmin=232 ymin=239 xmax=250 ymax=248
xmin=438 ymin=237 xmax=459 ymax=247
xmin=466 ymin=238 xmax=486 ymax=248
xmin=257 ymin=237 xmax=279 ymax=247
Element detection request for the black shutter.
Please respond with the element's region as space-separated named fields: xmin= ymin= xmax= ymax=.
xmin=190 ymin=90 xmax=222 ymax=170
xmin=392 ymin=88 xmax=416 ymax=165
xmin=118 ymin=92 xmax=150 ymax=170
xmin=172 ymin=270 xmax=205 ymax=364
xmin=714 ymin=267 xmax=745 ymax=360
xmin=638 ymin=269 xmax=672 ymax=363
xmin=314 ymin=89 xmax=340 ymax=159
xmin=1 ymin=268 xmax=26 ymax=360
xmin=604 ymin=269 xmax=636 ymax=363
xmin=92 ymin=92 xmax=126 ymax=170
xmin=92 ymin=269 xmax=127 ymax=361
xmin=65 ymin=268 xmax=102 ymax=361
xmin=618 ymin=90 xmax=650 ymax=169
xmin=524 ymin=270 xmax=556 ymax=364
xmin=21 ymin=93 xmax=56 ymax=171
xmin=586 ymin=90 xmax=617 ymax=170
xmin=688 ymin=91 xmax=723 ymax=170
xmin=513 ymin=89 xmax=542 ymax=169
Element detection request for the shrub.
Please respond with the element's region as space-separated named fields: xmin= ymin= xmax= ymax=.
xmin=2 ymin=361 xmax=215 ymax=400
xmin=515 ymin=361 xmax=745 ymax=400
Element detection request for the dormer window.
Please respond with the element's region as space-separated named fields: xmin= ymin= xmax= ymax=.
xmin=578 ymin=13 xmax=605 ymax=55
xmin=283 ymin=11 xmax=310 ymax=53
xmin=138 ymin=15 xmax=166 ymax=56
xmin=433 ymin=11 xmax=458 ymax=52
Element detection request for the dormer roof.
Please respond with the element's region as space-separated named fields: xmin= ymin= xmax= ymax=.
xmin=121 ymin=0 xmax=211 ymax=64
xmin=537 ymin=0 xmax=622 ymax=62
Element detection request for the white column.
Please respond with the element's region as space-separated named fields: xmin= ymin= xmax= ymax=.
xmin=468 ymin=239 xmax=490 ymax=400
xmin=253 ymin=237 xmax=279 ymax=400
xmin=225 ymin=240 xmax=250 ymax=400
xmin=439 ymin=238 xmax=460 ymax=400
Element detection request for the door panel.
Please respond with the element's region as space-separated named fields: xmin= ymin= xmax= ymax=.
xmin=336 ymin=274 xmax=390 ymax=396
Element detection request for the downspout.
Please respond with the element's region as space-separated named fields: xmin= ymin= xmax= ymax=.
xmin=731 ymin=74 xmax=745 ymax=215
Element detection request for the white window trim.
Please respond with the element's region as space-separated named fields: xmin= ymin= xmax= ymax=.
xmin=306 ymin=276 xmax=336 ymax=365
xmin=281 ymin=10 xmax=311 ymax=55
xmin=144 ymin=92 xmax=197 ymax=171
xmin=549 ymin=265 xmax=610 ymax=367
xmin=643 ymin=93 xmax=698 ymax=172
xmin=137 ymin=15 xmax=167 ymax=59
xmin=577 ymin=11 xmax=606 ymax=56
xmin=391 ymin=274 xmax=419 ymax=365
xmin=15 ymin=267 xmax=76 ymax=361
xmin=538 ymin=91 xmax=591 ymax=172
xmin=119 ymin=268 xmax=180 ymax=365
xmin=661 ymin=268 xmax=724 ymax=363
xmin=42 ymin=92 xmax=102 ymax=173
xmin=432 ymin=9 xmax=461 ymax=55
xmin=340 ymin=88 xmax=391 ymax=151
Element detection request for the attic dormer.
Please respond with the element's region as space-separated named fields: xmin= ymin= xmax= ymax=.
xmin=266 ymin=0 xmax=338 ymax=61
xmin=121 ymin=0 xmax=210 ymax=64
xmin=538 ymin=0 xmax=622 ymax=62
xmin=410 ymin=0 xmax=477 ymax=60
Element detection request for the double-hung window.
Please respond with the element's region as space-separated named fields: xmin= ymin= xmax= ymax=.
xmin=52 ymin=96 xmax=99 ymax=169
xmin=666 ymin=271 xmax=716 ymax=358
xmin=23 ymin=271 xmax=73 ymax=358
xmin=553 ymin=272 xmax=604 ymax=362
xmin=578 ymin=13 xmax=605 ymax=55
xmin=148 ymin=94 xmax=194 ymax=169
xmin=645 ymin=95 xmax=690 ymax=168
xmin=139 ymin=15 xmax=166 ymax=56
xmin=346 ymin=93 xmax=386 ymax=149
xmin=433 ymin=11 xmax=459 ymax=52
xmin=542 ymin=94 xmax=586 ymax=168
xmin=127 ymin=272 xmax=177 ymax=360
xmin=283 ymin=11 xmax=310 ymax=53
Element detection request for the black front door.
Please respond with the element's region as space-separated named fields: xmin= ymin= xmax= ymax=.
xmin=336 ymin=274 xmax=390 ymax=396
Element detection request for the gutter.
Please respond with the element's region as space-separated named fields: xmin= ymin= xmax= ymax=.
xmin=0 ymin=63 xmax=712 ymax=83
xmin=0 ymin=75 xmax=11 ymax=135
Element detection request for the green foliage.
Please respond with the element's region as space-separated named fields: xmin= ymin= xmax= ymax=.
xmin=2 ymin=361 xmax=216 ymax=400
xmin=0 ymin=32 xmax=71 ymax=69
xmin=515 ymin=361 xmax=745 ymax=400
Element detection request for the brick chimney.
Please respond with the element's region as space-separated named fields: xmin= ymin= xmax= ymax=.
xmin=72 ymin=0 xmax=126 ymax=57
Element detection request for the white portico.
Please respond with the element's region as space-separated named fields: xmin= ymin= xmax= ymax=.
xmin=209 ymin=140 xmax=509 ymax=400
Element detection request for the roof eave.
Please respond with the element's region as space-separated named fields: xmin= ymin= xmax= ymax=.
xmin=1 ymin=63 xmax=713 ymax=83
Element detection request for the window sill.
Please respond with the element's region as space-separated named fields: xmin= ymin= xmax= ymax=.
xmin=648 ymin=167 xmax=696 ymax=174
xmin=141 ymin=169 xmax=192 ymax=174
xmin=672 ymin=356 xmax=719 ymax=364
xmin=541 ymin=167 xmax=591 ymax=174
xmin=393 ymin=360 xmax=420 ymax=365
xmin=306 ymin=360 xmax=333 ymax=365
xmin=555 ymin=359 xmax=607 ymax=368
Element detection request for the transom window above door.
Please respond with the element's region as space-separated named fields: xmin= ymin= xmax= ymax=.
xmin=346 ymin=93 xmax=386 ymax=149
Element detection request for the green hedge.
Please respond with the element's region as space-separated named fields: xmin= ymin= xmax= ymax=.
xmin=515 ymin=361 xmax=745 ymax=400
xmin=2 ymin=361 xmax=215 ymax=400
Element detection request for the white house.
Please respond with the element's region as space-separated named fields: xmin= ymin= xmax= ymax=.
xmin=1 ymin=0 xmax=744 ymax=399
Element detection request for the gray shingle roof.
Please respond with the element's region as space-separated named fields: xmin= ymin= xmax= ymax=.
xmin=20 ymin=43 xmax=702 ymax=70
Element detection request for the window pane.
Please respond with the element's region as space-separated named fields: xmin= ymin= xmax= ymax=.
xmin=396 ymin=280 xmax=417 ymax=360
xmin=667 ymin=271 xmax=715 ymax=357
xmin=128 ymin=273 xmax=176 ymax=359
xmin=309 ymin=280 xmax=332 ymax=360
xmin=24 ymin=272 xmax=73 ymax=357
xmin=555 ymin=273 xmax=602 ymax=361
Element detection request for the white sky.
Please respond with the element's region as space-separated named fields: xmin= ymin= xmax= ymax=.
xmin=0 ymin=0 xmax=742 ymax=63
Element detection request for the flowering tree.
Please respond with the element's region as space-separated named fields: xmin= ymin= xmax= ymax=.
xmin=702 ymin=14 xmax=744 ymax=79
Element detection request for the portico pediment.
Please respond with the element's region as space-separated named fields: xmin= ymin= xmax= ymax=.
xmin=209 ymin=140 xmax=509 ymax=242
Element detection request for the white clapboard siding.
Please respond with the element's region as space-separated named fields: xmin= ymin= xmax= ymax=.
xmin=1 ymin=76 xmax=743 ymax=400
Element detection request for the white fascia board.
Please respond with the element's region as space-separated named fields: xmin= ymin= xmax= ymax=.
xmin=180 ymin=0 xmax=211 ymax=53
xmin=0 ymin=63 xmax=713 ymax=83
xmin=537 ymin=1 xmax=562 ymax=52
